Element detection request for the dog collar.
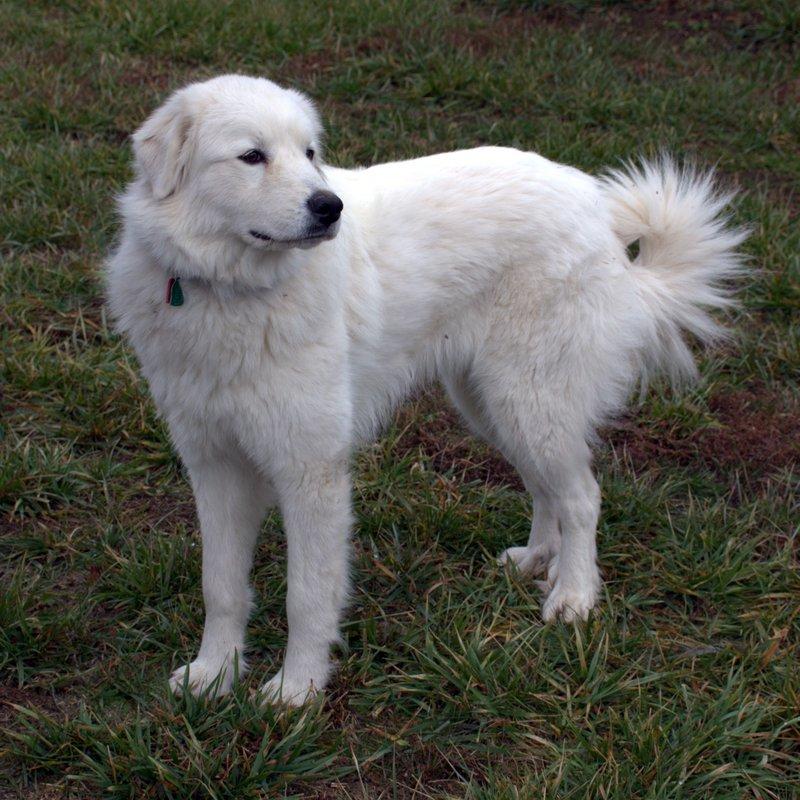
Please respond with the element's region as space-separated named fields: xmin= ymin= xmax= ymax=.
xmin=166 ymin=276 xmax=184 ymax=306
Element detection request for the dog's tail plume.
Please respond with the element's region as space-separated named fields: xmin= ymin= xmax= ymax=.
xmin=600 ymin=158 xmax=747 ymax=387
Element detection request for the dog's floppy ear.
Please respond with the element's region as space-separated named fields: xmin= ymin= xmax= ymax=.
xmin=132 ymin=91 xmax=194 ymax=200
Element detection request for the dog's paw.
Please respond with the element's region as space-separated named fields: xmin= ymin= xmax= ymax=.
xmin=541 ymin=576 xmax=600 ymax=623
xmin=258 ymin=668 xmax=322 ymax=708
xmin=498 ymin=544 xmax=558 ymax=577
xmin=169 ymin=658 xmax=236 ymax=698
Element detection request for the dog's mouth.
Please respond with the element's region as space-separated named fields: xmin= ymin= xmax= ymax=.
xmin=248 ymin=228 xmax=335 ymax=247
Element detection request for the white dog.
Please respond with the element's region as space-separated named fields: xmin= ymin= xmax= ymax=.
xmin=106 ymin=75 xmax=744 ymax=705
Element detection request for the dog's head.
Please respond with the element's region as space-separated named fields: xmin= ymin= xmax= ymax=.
xmin=131 ymin=75 xmax=341 ymax=254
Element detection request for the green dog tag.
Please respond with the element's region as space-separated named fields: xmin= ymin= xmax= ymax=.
xmin=167 ymin=277 xmax=184 ymax=307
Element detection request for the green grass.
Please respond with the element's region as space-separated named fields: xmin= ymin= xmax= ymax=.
xmin=1 ymin=1 xmax=799 ymax=797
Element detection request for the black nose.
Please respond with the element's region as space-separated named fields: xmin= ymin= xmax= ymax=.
xmin=306 ymin=190 xmax=343 ymax=226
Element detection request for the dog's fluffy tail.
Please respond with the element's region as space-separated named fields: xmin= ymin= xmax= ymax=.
xmin=600 ymin=158 xmax=748 ymax=387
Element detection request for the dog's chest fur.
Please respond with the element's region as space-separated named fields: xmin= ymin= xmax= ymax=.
xmin=108 ymin=239 xmax=351 ymax=446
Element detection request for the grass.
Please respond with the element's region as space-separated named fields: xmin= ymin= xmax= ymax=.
xmin=1 ymin=0 xmax=799 ymax=797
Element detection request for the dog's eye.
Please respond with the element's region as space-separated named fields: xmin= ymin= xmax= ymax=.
xmin=306 ymin=148 xmax=315 ymax=161
xmin=238 ymin=149 xmax=267 ymax=165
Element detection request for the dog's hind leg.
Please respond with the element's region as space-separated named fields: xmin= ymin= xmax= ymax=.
xmin=468 ymin=360 xmax=602 ymax=622
xmin=442 ymin=370 xmax=561 ymax=578
xmin=497 ymin=478 xmax=560 ymax=580
xmin=169 ymin=454 xmax=274 ymax=697
xmin=532 ymin=449 xmax=601 ymax=622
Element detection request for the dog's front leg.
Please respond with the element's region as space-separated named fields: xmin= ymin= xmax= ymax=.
xmin=260 ymin=459 xmax=352 ymax=706
xmin=170 ymin=457 xmax=272 ymax=697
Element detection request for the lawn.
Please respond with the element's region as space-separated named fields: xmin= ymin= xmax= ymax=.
xmin=1 ymin=1 xmax=799 ymax=797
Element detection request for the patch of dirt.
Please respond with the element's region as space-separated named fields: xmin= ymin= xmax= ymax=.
xmin=456 ymin=0 xmax=766 ymax=53
xmin=0 ymin=488 xmax=195 ymax=567
xmin=392 ymin=384 xmax=798 ymax=496
xmin=734 ymin=168 xmax=799 ymax=216
xmin=352 ymin=33 xmax=402 ymax=59
xmin=774 ymin=75 xmax=800 ymax=106
xmin=116 ymin=490 xmax=196 ymax=532
xmin=592 ymin=0 xmax=763 ymax=44
xmin=115 ymin=55 xmax=176 ymax=93
xmin=280 ymin=49 xmax=339 ymax=83
xmin=609 ymin=386 xmax=800 ymax=491
xmin=294 ymin=732 xmax=490 ymax=799
xmin=392 ymin=392 xmax=524 ymax=491
xmin=0 ymin=685 xmax=61 ymax=728
xmin=0 ymin=783 xmax=77 ymax=800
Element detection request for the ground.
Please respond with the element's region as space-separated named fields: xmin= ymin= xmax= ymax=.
xmin=1 ymin=1 xmax=799 ymax=797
